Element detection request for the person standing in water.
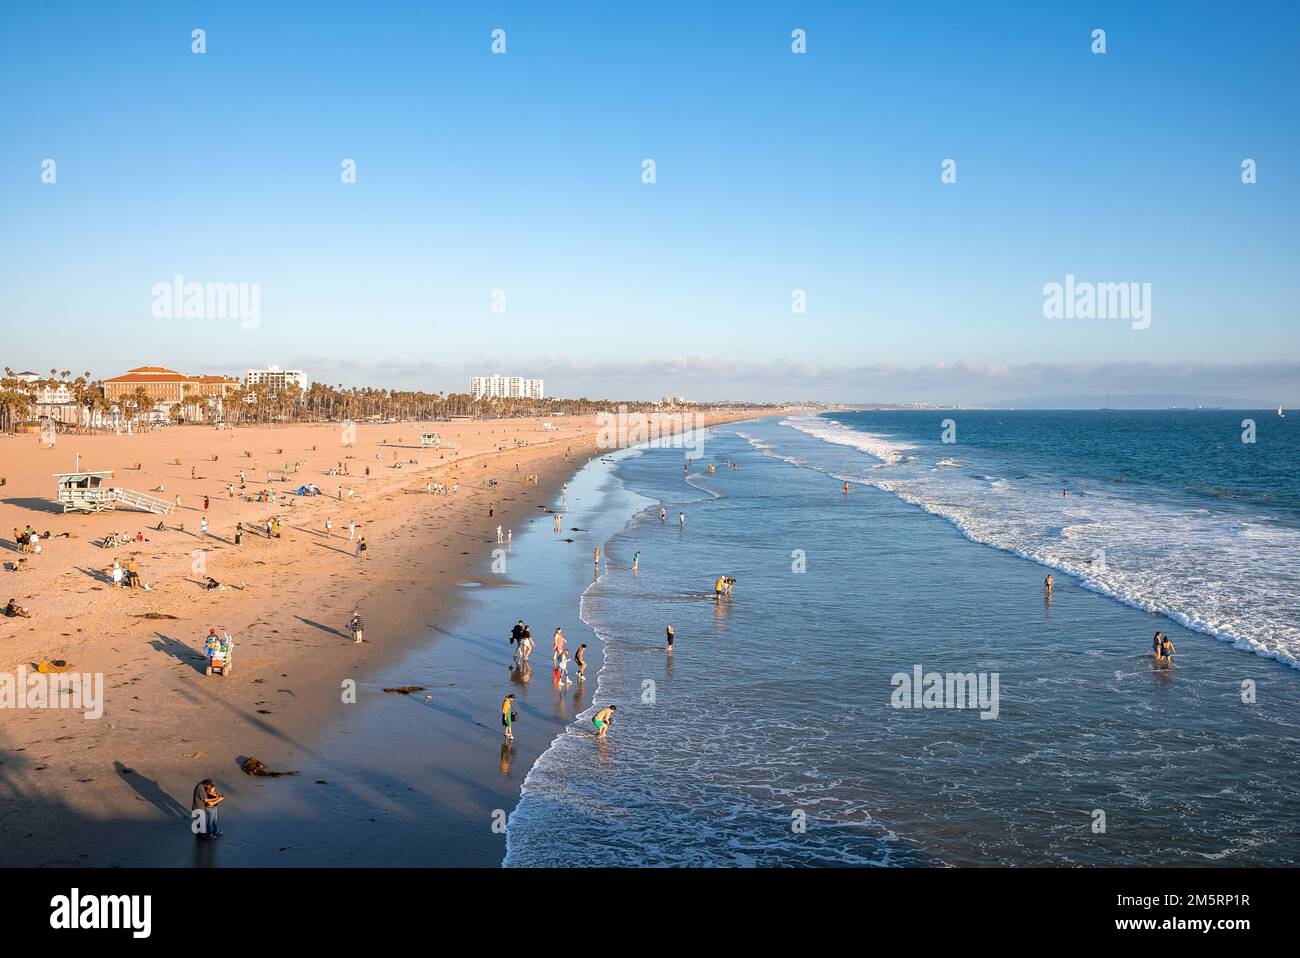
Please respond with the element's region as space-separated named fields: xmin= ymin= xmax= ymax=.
xmin=659 ymin=507 xmax=667 ymax=522
xmin=574 ymin=643 xmax=587 ymax=680
xmin=592 ymin=704 xmax=616 ymax=738
xmin=678 ymin=512 xmax=685 ymax=528
xmin=502 ymin=694 xmax=516 ymax=741
xmin=1044 ymin=574 xmax=1053 ymax=596
xmin=843 ymin=481 xmax=850 ymax=496
xmin=593 ymin=547 xmax=602 ymax=573
xmin=632 ymin=550 xmax=640 ymax=573
xmin=714 ymin=576 xmax=726 ymax=602
xmin=552 ymin=627 xmax=567 ymax=666
xmin=666 ymin=625 xmax=674 ymax=652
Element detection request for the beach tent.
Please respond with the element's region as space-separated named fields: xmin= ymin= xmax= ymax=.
xmin=296 ymin=483 xmax=321 ymax=496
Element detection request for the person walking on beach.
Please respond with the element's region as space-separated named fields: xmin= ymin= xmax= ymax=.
xmin=519 ymin=625 xmax=534 ymax=663
xmin=592 ymin=704 xmax=616 ymax=738
xmin=350 ymin=610 xmax=364 ymax=645
xmin=552 ymin=628 xmax=567 ymax=666
xmin=666 ymin=625 xmax=674 ymax=652
xmin=126 ymin=557 xmax=140 ymax=590
xmin=203 ymin=495 xmax=210 ymax=511
xmin=496 ymin=525 xmax=504 ymax=544
xmin=510 ymin=620 xmax=525 ymax=667
xmin=111 ymin=559 xmax=123 ymax=589
xmin=502 ymin=693 xmax=516 ymax=741
xmin=234 ymin=522 xmax=243 ymax=546
xmin=575 ymin=643 xmax=587 ymax=680
xmin=324 ymin=517 xmax=333 ymax=537
xmin=356 ymin=534 xmax=368 ymax=560
xmin=199 ymin=516 xmax=209 ymax=540
xmin=347 ymin=521 xmax=356 ymax=541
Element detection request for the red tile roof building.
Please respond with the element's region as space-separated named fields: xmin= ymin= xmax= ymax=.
xmin=101 ymin=366 xmax=241 ymax=407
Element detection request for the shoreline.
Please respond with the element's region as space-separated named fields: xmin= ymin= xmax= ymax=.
xmin=0 ymin=412 xmax=773 ymax=867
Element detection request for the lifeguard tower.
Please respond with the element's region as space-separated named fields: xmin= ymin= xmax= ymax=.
xmin=54 ymin=471 xmax=175 ymax=515
xmin=421 ymin=432 xmax=459 ymax=449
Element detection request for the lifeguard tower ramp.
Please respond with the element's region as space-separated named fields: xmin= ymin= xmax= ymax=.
xmin=55 ymin=471 xmax=177 ymax=515
xmin=421 ymin=432 xmax=459 ymax=449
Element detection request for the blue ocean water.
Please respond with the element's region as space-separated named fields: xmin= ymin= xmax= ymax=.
xmin=504 ymin=413 xmax=1300 ymax=867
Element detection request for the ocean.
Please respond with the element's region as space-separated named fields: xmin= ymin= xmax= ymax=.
xmin=504 ymin=410 xmax=1300 ymax=867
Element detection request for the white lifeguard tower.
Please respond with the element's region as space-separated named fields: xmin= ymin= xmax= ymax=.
xmin=54 ymin=471 xmax=176 ymax=515
xmin=421 ymin=432 xmax=459 ymax=449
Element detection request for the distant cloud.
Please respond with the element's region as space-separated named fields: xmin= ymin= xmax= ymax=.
xmin=280 ymin=355 xmax=1300 ymax=406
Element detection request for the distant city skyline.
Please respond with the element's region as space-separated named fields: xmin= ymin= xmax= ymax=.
xmin=3 ymin=355 xmax=1297 ymax=408
xmin=1 ymin=3 xmax=1296 ymax=404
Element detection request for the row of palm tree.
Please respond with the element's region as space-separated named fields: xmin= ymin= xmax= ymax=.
xmin=0 ymin=368 xmax=742 ymax=433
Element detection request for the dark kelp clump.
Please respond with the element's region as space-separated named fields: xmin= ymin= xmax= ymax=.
xmin=241 ymin=757 xmax=300 ymax=777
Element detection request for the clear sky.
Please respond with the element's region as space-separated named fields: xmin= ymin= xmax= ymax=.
xmin=1 ymin=1 xmax=1297 ymax=403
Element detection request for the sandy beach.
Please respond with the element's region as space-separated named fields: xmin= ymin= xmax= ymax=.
xmin=0 ymin=411 xmax=769 ymax=866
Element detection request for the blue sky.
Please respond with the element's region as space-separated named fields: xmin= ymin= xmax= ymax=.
xmin=1 ymin=1 xmax=1297 ymax=402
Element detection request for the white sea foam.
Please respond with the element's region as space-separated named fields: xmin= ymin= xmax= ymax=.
xmin=768 ymin=414 xmax=1300 ymax=669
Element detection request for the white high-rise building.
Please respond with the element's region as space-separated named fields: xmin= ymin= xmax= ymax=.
xmin=469 ymin=375 xmax=544 ymax=400
xmin=245 ymin=365 xmax=308 ymax=392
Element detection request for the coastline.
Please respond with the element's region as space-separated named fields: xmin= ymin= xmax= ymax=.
xmin=0 ymin=411 xmax=772 ymax=867
xmin=498 ymin=418 xmax=1300 ymax=867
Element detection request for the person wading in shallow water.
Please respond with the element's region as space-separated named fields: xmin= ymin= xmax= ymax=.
xmin=592 ymin=704 xmax=616 ymax=738
xmin=502 ymin=693 xmax=517 ymax=741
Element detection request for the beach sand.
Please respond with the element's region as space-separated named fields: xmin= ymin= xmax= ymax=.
xmin=0 ymin=411 xmax=769 ymax=866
